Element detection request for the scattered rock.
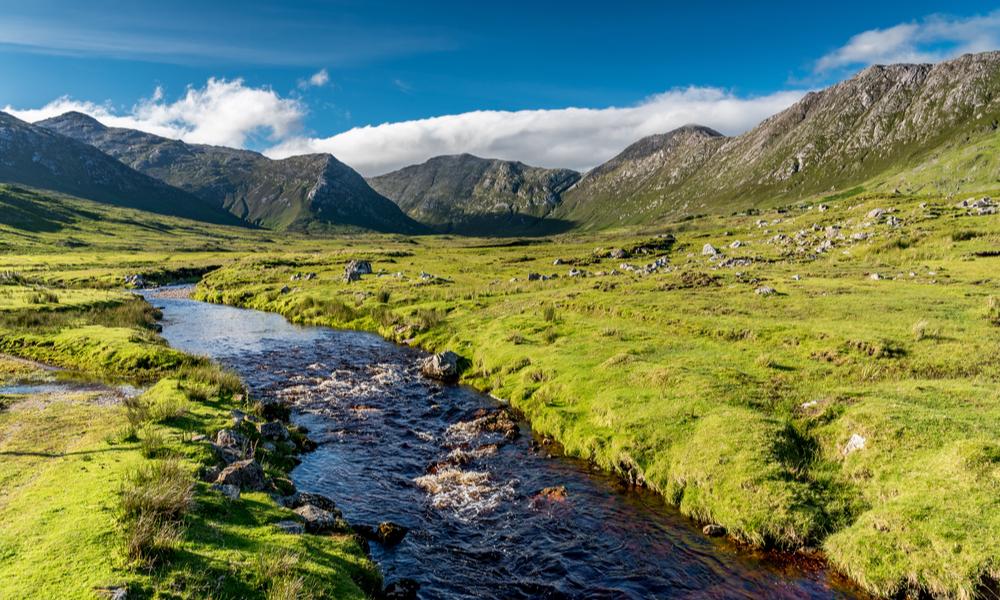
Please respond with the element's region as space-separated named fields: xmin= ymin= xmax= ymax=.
xmin=304 ymin=272 xmax=317 ymax=281
xmin=383 ymin=579 xmax=420 ymax=600
xmin=275 ymin=520 xmax=305 ymax=535
xmin=123 ymin=274 xmax=145 ymax=289
xmin=817 ymin=204 xmax=829 ymax=212
xmin=527 ymin=272 xmax=542 ymax=281
xmin=729 ymin=240 xmax=743 ymax=249
xmin=552 ymin=258 xmax=564 ymax=265
xmin=867 ymin=208 xmax=886 ymax=220
xmin=211 ymin=483 xmax=241 ymax=501
xmin=568 ymin=268 xmax=585 ymax=277
xmin=870 ymin=273 xmax=882 ymax=281
xmin=702 ymin=524 xmax=726 ymax=537
xmin=420 ymin=351 xmax=461 ymax=382
xmin=702 ymin=243 xmax=719 ymax=256
xmin=843 ymin=433 xmax=867 ymax=455
xmin=294 ymin=504 xmax=343 ymax=533
xmin=534 ymin=485 xmax=568 ymax=502
xmin=376 ymin=521 xmax=409 ymax=546
xmin=94 ymin=586 xmax=129 ymax=600
xmin=754 ymin=286 xmax=777 ymax=296
xmin=279 ymin=285 xmax=291 ymax=294
xmin=215 ymin=428 xmax=245 ymax=448
xmin=609 ymin=248 xmax=629 ymax=259
xmin=215 ymin=459 xmax=266 ymax=491
xmin=344 ymin=260 xmax=372 ymax=282
xmin=258 ymin=421 xmax=290 ymax=441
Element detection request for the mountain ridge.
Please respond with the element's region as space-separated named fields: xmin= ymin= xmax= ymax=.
xmin=367 ymin=153 xmax=580 ymax=234
xmin=0 ymin=111 xmax=242 ymax=226
xmin=37 ymin=113 xmax=426 ymax=234
xmin=555 ymin=52 xmax=1000 ymax=227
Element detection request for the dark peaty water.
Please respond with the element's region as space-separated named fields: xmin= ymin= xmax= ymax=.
xmin=148 ymin=290 xmax=862 ymax=600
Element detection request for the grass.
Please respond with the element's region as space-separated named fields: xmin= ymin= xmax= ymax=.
xmin=0 ymin=288 xmax=377 ymax=598
xmin=2 ymin=183 xmax=1000 ymax=597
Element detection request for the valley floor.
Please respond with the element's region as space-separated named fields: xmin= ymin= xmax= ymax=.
xmin=1 ymin=184 xmax=999 ymax=598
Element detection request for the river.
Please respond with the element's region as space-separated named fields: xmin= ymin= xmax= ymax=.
xmin=147 ymin=288 xmax=862 ymax=599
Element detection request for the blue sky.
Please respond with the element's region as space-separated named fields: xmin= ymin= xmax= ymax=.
xmin=2 ymin=1 xmax=999 ymax=174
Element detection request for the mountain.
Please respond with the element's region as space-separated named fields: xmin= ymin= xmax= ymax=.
xmin=368 ymin=154 xmax=580 ymax=234
xmin=0 ymin=112 xmax=240 ymax=225
xmin=555 ymin=51 xmax=1000 ymax=228
xmin=37 ymin=112 xmax=425 ymax=234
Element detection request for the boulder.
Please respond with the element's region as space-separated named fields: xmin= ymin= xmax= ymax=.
xmin=211 ymin=483 xmax=241 ymax=501
xmin=215 ymin=428 xmax=245 ymax=448
xmin=609 ymin=248 xmax=628 ymax=259
xmin=275 ymin=520 xmax=305 ymax=535
xmin=754 ymin=286 xmax=777 ymax=296
xmin=420 ymin=351 xmax=460 ymax=382
xmin=702 ymin=243 xmax=719 ymax=256
xmin=215 ymin=459 xmax=266 ymax=491
xmin=344 ymin=260 xmax=372 ymax=282
xmin=294 ymin=504 xmax=344 ymax=533
xmin=377 ymin=521 xmax=409 ymax=546
xmin=843 ymin=433 xmax=867 ymax=455
xmin=258 ymin=421 xmax=289 ymax=441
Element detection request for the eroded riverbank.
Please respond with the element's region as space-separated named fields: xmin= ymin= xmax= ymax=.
xmin=148 ymin=287 xmax=864 ymax=599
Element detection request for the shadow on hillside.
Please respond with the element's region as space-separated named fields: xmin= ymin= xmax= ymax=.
xmin=431 ymin=214 xmax=577 ymax=237
xmin=0 ymin=188 xmax=76 ymax=232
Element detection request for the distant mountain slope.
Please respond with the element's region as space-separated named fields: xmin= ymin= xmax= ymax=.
xmin=368 ymin=154 xmax=580 ymax=234
xmin=555 ymin=51 xmax=1000 ymax=228
xmin=0 ymin=112 xmax=240 ymax=226
xmin=38 ymin=112 xmax=425 ymax=234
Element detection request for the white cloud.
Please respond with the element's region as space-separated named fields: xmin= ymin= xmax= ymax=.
xmin=266 ymin=87 xmax=804 ymax=176
xmin=6 ymin=78 xmax=803 ymax=177
xmin=815 ymin=11 xmax=1000 ymax=73
xmin=299 ymin=69 xmax=330 ymax=89
xmin=4 ymin=78 xmax=305 ymax=148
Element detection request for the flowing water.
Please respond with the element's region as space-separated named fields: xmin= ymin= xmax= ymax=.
xmin=147 ymin=289 xmax=862 ymax=599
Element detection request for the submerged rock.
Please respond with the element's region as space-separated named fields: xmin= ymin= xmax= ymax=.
xmin=377 ymin=521 xmax=409 ymax=546
xmin=383 ymin=579 xmax=420 ymax=600
xmin=420 ymin=351 xmax=461 ymax=382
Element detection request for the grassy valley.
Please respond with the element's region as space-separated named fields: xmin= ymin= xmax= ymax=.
xmin=0 ymin=178 xmax=998 ymax=597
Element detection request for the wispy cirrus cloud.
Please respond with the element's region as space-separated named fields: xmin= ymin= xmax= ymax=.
xmin=0 ymin=9 xmax=453 ymax=67
xmin=815 ymin=11 xmax=1000 ymax=73
xmin=267 ymin=87 xmax=804 ymax=175
xmin=4 ymin=78 xmax=305 ymax=148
